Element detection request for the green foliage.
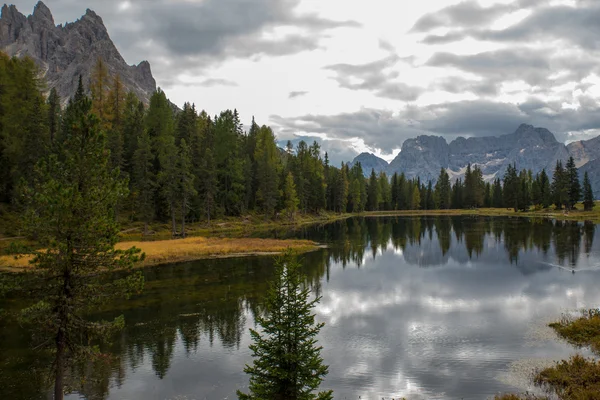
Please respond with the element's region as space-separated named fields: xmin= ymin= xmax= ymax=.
xmin=549 ymin=309 xmax=600 ymax=354
xmin=566 ymin=156 xmax=581 ymax=209
xmin=255 ymin=125 xmax=281 ymax=217
xmin=18 ymin=88 xmax=144 ymax=399
xmin=283 ymin=172 xmax=300 ymax=220
xmin=238 ymin=251 xmax=332 ymax=400
xmin=434 ymin=168 xmax=451 ymax=209
xmin=534 ymin=355 xmax=600 ymax=400
xmin=583 ymin=172 xmax=595 ymax=211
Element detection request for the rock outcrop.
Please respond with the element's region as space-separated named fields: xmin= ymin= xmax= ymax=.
xmin=0 ymin=1 xmax=156 ymax=104
xmin=388 ymin=135 xmax=449 ymax=183
xmin=350 ymin=152 xmax=389 ymax=176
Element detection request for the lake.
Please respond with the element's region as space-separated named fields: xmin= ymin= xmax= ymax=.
xmin=1 ymin=216 xmax=600 ymax=399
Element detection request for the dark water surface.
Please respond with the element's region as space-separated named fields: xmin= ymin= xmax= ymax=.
xmin=2 ymin=216 xmax=600 ymax=399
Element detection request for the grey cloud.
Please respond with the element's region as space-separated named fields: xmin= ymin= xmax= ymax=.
xmin=271 ymin=96 xmax=600 ymax=158
xmin=271 ymin=109 xmax=425 ymax=154
xmin=431 ymin=76 xmax=499 ymax=97
xmin=288 ymin=91 xmax=308 ymax=99
xmin=325 ymin=55 xmax=424 ymax=101
xmin=419 ymin=1 xmax=600 ymax=51
xmin=411 ymin=1 xmax=517 ymax=32
xmin=426 ymin=49 xmax=551 ymax=86
xmin=197 ymin=78 xmax=238 ymax=87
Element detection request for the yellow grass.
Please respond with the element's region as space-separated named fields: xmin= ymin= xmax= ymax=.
xmin=0 ymin=237 xmax=318 ymax=272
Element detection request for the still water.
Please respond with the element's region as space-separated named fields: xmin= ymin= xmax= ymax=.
xmin=1 ymin=216 xmax=600 ymax=399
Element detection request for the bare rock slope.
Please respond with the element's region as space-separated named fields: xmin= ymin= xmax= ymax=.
xmin=0 ymin=1 xmax=156 ymax=103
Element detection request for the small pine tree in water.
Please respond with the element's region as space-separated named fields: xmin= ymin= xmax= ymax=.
xmin=238 ymin=251 xmax=332 ymax=400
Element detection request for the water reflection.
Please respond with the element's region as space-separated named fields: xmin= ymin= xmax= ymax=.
xmin=1 ymin=217 xmax=599 ymax=400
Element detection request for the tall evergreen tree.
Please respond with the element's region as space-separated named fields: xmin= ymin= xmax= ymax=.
xmin=583 ymin=172 xmax=595 ymax=211
xmin=566 ymin=156 xmax=581 ymax=209
xmin=283 ymin=172 xmax=300 ymax=220
xmin=434 ymin=168 xmax=451 ymax=209
xmin=255 ymin=126 xmax=281 ymax=217
xmin=238 ymin=252 xmax=332 ymax=400
xmin=551 ymin=160 xmax=568 ymax=209
xmin=492 ymin=178 xmax=503 ymax=208
xmin=19 ymin=90 xmax=143 ymax=400
xmin=367 ymin=168 xmax=379 ymax=211
xmin=539 ymin=169 xmax=552 ymax=208
xmin=178 ymin=138 xmax=196 ymax=236
xmin=132 ymin=129 xmax=156 ymax=235
xmin=503 ymin=164 xmax=519 ymax=211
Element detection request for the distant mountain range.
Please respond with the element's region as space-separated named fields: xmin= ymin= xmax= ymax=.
xmin=351 ymin=124 xmax=600 ymax=197
xmin=0 ymin=1 xmax=156 ymax=104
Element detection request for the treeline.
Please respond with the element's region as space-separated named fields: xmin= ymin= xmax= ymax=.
xmin=0 ymin=54 xmax=595 ymax=236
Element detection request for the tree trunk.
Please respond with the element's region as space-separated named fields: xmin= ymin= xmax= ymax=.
xmin=54 ymin=328 xmax=65 ymax=400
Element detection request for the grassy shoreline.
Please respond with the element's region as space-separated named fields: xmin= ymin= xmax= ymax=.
xmin=0 ymin=236 xmax=319 ymax=272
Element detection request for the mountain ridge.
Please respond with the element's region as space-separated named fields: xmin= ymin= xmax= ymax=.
xmin=350 ymin=124 xmax=600 ymax=197
xmin=0 ymin=1 xmax=156 ymax=104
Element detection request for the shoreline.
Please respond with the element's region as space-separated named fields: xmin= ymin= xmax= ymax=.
xmin=0 ymin=237 xmax=321 ymax=273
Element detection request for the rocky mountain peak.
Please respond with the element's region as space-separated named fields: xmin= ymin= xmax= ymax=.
xmin=0 ymin=2 xmax=156 ymax=104
xmin=31 ymin=1 xmax=53 ymax=25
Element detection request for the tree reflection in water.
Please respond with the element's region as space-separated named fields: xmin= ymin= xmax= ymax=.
xmin=0 ymin=216 xmax=597 ymax=399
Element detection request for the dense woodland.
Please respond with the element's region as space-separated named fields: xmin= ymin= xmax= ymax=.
xmin=0 ymin=54 xmax=595 ymax=237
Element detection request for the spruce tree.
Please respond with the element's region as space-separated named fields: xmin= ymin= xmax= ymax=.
xmin=503 ymin=164 xmax=519 ymax=211
xmin=434 ymin=168 xmax=451 ymax=209
xmin=551 ymin=160 xmax=568 ymax=209
xmin=19 ymin=90 xmax=143 ymax=400
xmin=283 ymin=171 xmax=300 ymax=220
xmin=539 ymin=169 xmax=552 ymax=208
xmin=492 ymin=178 xmax=503 ymax=208
xmin=566 ymin=156 xmax=581 ymax=209
xmin=178 ymin=138 xmax=196 ymax=236
xmin=583 ymin=172 xmax=595 ymax=211
xmin=132 ymin=129 xmax=156 ymax=235
xmin=367 ymin=168 xmax=379 ymax=211
xmin=238 ymin=252 xmax=332 ymax=400
xmin=255 ymin=125 xmax=281 ymax=217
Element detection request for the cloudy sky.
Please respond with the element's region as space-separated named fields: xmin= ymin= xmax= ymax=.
xmin=12 ymin=0 xmax=600 ymax=165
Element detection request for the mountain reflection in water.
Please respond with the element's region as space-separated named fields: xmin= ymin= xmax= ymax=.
xmin=1 ymin=216 xmax=599 ymax=400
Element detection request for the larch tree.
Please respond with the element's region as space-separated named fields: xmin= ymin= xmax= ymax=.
xmin=19 ymin=89 xmax=144 ymax=400
xmin=238 ymin=251 xmax=333 ymax=400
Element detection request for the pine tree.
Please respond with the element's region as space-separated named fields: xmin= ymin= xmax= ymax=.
xmin=19 ymin=90 xmax=143 ymax=400
xmin=551 ymin=160 xmax=568 ymax=209
xmin=492 ymin=178 xmax=503 ymax=208
xmin=411 ymin=182 xmax=421 ymax=210
xmin=566 ymin=156 xmax=581 ymax=209
xmin=503 ymin=164 xmax=519 ymax=211
xmin=178 ymin=138 xmax=196 ymax=236
xmin=238 ymin=252 xmax=332 ymax=400
xmin=132 ymin=129 xmax=156 ymax=235
xmin=90 ymin=57 xmax=109 ymax=126
xmin=367 ymin=168 xmax=379 ymax=211
xmin=157 ymin=134 xmax=179 ymax=236
xmin=434 ymin=168 xmax=451 ymax=209
xmin=47 ymin=87 xmax=61 ymax=145
xmin=255 ymin=126 xmax=281 ymax=217
xmin=583 ymin=172 xmax=595 ymax=211
xmin=283 ymin=172 xmax=300 ymax=220
xmin=539 ymin=169 xmax=552 ymax=208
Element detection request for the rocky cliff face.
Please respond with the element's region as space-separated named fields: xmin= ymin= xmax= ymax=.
xmin=0 ymin=1 xmax=156 ymax=104
xmin=568 ymin=135 xmax=600 ymax=168
xmin=350 ymin=152 xmax=388 ymax=176
xmin=388 ymin=135 xmax=449 ymax=183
